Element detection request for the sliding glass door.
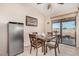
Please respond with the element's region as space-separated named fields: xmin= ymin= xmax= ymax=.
xmin=52 ymin=22 xmax=61 ymax=35
xmin=52 ymin=17 xmax=76 ymax=47
xmin=52 ymin=21 xmax=62 ymax=43
xmin=62 ymin=21 xmax=76 ymax=46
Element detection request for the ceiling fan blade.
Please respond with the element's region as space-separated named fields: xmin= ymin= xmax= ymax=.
xmin=37 ymin=3 xmax=42 ymax=4
xmin=58 ymin=3 xmax=64 ymax=5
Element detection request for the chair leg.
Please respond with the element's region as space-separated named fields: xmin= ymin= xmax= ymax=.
xmin=54 ymin=48 xmax=57 ymax=56
xmin=30 ymin=46 xmax=32 ymax=54
xmin=44 ymin=43 xmax=46 ymax=55
xmin=42 ymin=46 xmax=44 ymax=52
xmin=36 ymin=48 xmax=38 ymax=56
xmin=58 ymin=45 xmax=60 ymax=53
xmin=46 ymin=45 xmax=47 ymax=53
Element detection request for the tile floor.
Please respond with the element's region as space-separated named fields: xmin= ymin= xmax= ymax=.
xmin=18 ymin=44 xmax=79 ymax=56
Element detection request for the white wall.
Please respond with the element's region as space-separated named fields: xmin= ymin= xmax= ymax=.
xmin=0 ymin=3 xmax=45 ymax=55
xmin=76 ymin=12 xmax=79 ymax=47
xmin=45 ymin=17 xmax=52 ymax=34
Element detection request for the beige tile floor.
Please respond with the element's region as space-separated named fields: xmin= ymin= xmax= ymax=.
xmin=18 ymin=44 xmax=79 ymax=56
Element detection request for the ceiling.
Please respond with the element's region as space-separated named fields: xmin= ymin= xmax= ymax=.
xmin=28 ymin=3 xmax=79 ymax=18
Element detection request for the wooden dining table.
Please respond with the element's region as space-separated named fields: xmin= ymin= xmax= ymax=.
xmin=37 ymin=35 xmax=56 ymax=55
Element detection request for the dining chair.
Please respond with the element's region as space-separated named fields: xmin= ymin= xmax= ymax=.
xmin=45 ymin=35 xmax=60 ymax=56
xmin=29 ymin=34 xmax=44 ymax=56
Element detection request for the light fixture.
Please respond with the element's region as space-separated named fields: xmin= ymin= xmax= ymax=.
xmin=47 ymin=19 xmax=51 ymax=24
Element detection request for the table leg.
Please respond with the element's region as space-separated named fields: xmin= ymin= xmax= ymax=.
xmin=44 ymin=41 xmax=46 ymax=55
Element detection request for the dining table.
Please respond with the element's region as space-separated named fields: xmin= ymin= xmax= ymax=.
xmin=36 ymin=34 xmax=56 ymax=55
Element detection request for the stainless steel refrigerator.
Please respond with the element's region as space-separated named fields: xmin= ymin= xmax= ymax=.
xmin=7 ymin=22 xmax=24 ymax=56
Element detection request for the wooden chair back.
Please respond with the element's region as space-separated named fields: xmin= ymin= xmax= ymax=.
xmin=29 ymin=34 xmax=37 ymax=46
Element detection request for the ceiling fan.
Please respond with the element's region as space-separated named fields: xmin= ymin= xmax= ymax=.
xmin=37 ymin=3 xmax=64 ymax=9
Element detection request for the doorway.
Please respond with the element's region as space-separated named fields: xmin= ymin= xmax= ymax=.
xmin=52 ymin=17 xmax=76 ymax=47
